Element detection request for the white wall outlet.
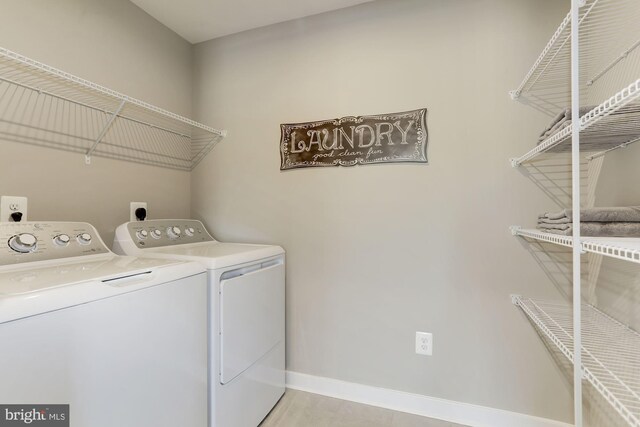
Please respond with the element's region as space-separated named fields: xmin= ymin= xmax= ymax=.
xmin=0 ymin=196 xmax=28 ymax=223
xmin=130 ymin=202 xmax=148 ymax=222
xmin=415 ymin=332 xmax=433 ymax=356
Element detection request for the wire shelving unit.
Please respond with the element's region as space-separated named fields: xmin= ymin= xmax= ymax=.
xmin=509 ymin=0 xmax=640 ymax=425
xmin=512 ymin=227 xmax=640 ymax=264
xmin=512 ymin=296 xmax=640 ymax=427
xmin=0 ymin=47 xmax=226 ymax=171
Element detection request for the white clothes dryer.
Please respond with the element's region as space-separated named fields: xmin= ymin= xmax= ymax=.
xmin=0 ymin=221 xmax=208 ymax=427
xmin=113 ymin=219 xmax=285 ymax=427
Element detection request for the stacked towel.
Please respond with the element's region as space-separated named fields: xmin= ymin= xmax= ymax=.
xmin=537 ymin=207 xmax=640 ymax=237
xmin=538 ymin=104 xmax=640 ymax=153
xmin=538 ymin=106 xmax=594 ymax=143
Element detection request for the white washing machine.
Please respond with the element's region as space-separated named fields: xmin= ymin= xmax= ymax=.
xmin=112 ymin=219 xmax=285 ymax=427
xmin=0 ymin=221 xmax=209 ymax=427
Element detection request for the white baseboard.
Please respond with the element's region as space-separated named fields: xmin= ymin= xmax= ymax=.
xmin=286 ymin=371 xmax=571 ymax=427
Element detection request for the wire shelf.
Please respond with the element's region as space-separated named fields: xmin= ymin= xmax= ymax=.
xmin=512 ymin=227 xmax=640 ymax=265
xmin=512 ymin=296 xmax=640 ymax=427
xmin=0 ymin=47 xmax=226 ymax=171
xmin=581 ymin=237 xmax=640 ymax=264
xmin=511 ymin=78 xmax=640 ymax=166
xmin=511 ymin=226 xmax=574 ymax=248
xmin=511 ymin=0 xmax=640 ymax=116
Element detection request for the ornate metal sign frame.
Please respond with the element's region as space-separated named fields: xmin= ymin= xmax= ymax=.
xmin=280 ymin=108 xmax=428 ymax=170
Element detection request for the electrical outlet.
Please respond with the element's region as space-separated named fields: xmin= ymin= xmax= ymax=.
xmin=0 ymin=196 xmax=28 ymax=223
xmin=130 ymin=202 xmax=148 ymax=222
xmin=415 ymin=332 xmax=432 ymax=356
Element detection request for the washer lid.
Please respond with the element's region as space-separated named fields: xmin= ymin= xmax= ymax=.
xmin=0 ymin=255 xmax=205 ymax=323
xmin=138 ymin=242 xmax=284 ymax=269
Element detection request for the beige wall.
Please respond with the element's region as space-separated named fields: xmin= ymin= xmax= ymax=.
xmin=192 ymin=0 xmax=573 ymax=421
xmin=0 ymin=0 xmax=193 ymax=244
xmin=0 ymin=0 xmax=583 ymax=422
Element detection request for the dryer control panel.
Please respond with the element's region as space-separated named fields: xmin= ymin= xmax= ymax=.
xmin=0 ymin=222 xmax=111 ymax=265
xmin=122 ymin=219 xmax=214 ymax=249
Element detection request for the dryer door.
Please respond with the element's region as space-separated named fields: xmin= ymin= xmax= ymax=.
xmin=219 ymin=258 xmax=284 ymax=384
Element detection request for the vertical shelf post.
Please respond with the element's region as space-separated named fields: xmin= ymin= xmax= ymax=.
xmin=570 ymin=0 xmax=583 ymax=425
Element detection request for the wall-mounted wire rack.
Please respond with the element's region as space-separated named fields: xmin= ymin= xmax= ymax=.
xmin=0 ymin=47 xmax=226 ymax=171
xmin=512 ymin=296 xmax=640 ymax=427
xmin=509 ymin=0 xmax=640 ymax=425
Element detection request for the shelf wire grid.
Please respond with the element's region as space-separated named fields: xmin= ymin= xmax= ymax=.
xmin=513 ymin=296 xmax=640 ymax=427
xmin=0 ymin=47 xmax=225 ymax=171
xmin=513 ymin=227 xmax=640 ymax=265
xmin=512 ymin=0 xmax=640 ymax=115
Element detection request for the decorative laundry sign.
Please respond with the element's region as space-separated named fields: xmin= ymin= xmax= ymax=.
xmin=279 ymin=108 xmax=428 ymax=170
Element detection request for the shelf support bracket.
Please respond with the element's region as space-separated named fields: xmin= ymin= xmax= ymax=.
xmin=85 ymin=99 xmax=127 ymax=164
xmin=510 ymin=226 xmax=522 ymax=236
xmin=586 ymin=136 xmax=640 ymax=161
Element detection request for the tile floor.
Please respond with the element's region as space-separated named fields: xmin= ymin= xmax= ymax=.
xmin=259 ymin=389 xmax=468 ymax=427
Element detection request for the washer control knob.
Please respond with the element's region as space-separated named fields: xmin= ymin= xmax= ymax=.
xmin=9 ymin=233 xmax=38 ymax=253
xmin=136 ymin=230 xmax=149 ymax=240
xmin=77 ymin=233 xmax=92 ymax=245
xmin=167 ymin=226 xmax=181 ymax=239
xmin=151 ymin=229 xmax=162 ymax=239
xmin=53 ymin=234 xmax=71 ymax=247
xmin=185 ymin=227 xmax=195 ymax=236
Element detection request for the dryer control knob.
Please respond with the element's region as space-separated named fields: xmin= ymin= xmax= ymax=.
xmin=185 ymin=227 xmax=195 ymax=236
xmin=151 ymin=229 xmax=162 ymax=239
xmin=167 ymin=226 xmax=181 ymax=239
xmin=53 ymin=234 xmax=71 ymax=247
xmin=136 ymin=230 xmax=149 ymax=240
xmin=77 ymin=233 xmax=92 ymax=245
xmin=9 ymin=233 xmax=37 ymax=253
